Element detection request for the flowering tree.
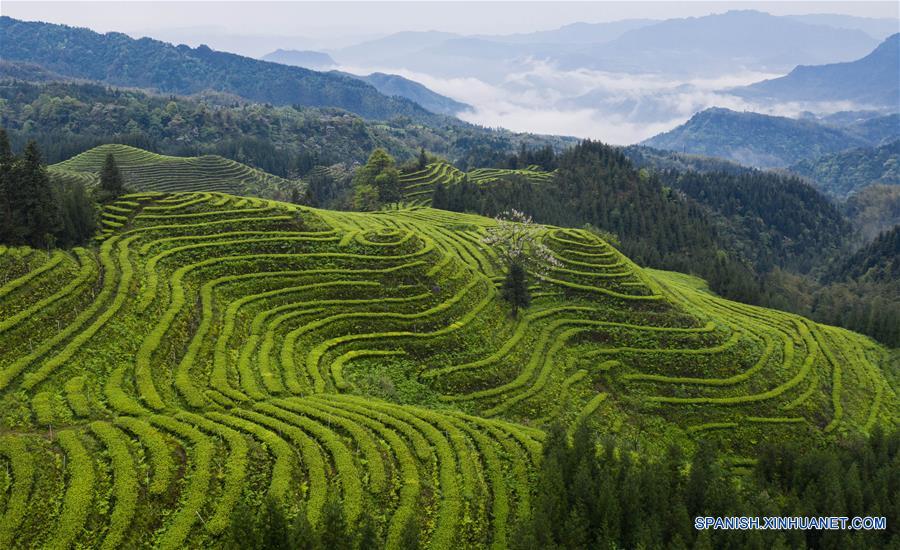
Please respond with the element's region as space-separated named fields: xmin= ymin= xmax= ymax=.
xmin=483 ymin=210 xmax=559 ymax=315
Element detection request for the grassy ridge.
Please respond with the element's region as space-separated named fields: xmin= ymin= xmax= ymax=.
xmin=399 ymin=161 xmax=553 ymax=206
xmin=50 ymin=144 xmax=306 ymax=201
xmin=0 ymin=191 xmax=895 ymax=547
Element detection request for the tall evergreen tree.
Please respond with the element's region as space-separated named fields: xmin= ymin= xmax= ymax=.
xmin=0 ymin=129 xmax=13 ymax=242
xmin=502 ymin=261 xmax=530 ymax=316
xmin=100 ymin=152 xmax=125 ymax=199
xmin=18 ymin=141 xmax=59 ymax=247
xmin=417 ymin=147 xmax=428 ymax=170
xmin=259 ymin=497 xmax=292 ymax=550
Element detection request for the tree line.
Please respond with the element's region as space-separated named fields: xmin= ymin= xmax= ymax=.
xmin=511 ymin=424 xmax=899 ymax=549
xmin=0 ymin=128 xmax=124 ymax=248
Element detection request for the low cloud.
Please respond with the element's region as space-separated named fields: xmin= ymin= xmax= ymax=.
xmin=338 ymin=61 xmax=866 ymax=144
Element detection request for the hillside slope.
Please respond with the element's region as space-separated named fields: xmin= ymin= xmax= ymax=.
xmin=0 ymin=16 xmax=439 ymax=122
xmin=789 ymin=139 xmax=900 ymax=198
xmin=398 ymin=161 xmax=553 ymax=205
xmin=50 ymin=144 xmax=306 ymax=202
xmin=642 ymin=107 xmax=872 ymax=168
xmin=0 ymin=192 xmax=895 ymax=547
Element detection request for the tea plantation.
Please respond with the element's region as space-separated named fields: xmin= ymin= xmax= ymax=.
xmin=49 ymin=144 xmax=305 ymax=201
xmin=0 ymin=190 xmax=896 ymax=548
xmin=399 ymin=162 xmax=553 ymax=205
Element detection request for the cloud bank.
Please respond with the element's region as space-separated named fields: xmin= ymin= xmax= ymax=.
xmin=339 ymin=61 xmax=865 ymax=143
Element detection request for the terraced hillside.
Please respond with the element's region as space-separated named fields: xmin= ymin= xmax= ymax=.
xmin=0 ymin=193 xmax=896 ymax=548
xmin=399 ymin=162 xmax=553 ymax=205
xmin=50 ymin=144 xmax=305 ymax=201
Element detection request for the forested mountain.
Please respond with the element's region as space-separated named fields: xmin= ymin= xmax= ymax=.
xmin=660 ymin=170 xmax=849 ymax=273
xmin=0 ymin=79 xmax=572 ymax=175
xmin=258 ymin=46 xmax=471 ymax=116
xmin=789 ymin=140 xmax=900 ymax=198
xmin=0 ymin=17 xmax=442 ymax=122
xmin=733 ymin=33 xmax=900 ymax=108
xmin=828 ymin=225 xmax=900 ymax=284
xmin=642 ymin=107 xmax=886 ymax=168
xmin=843 ymin=184 xmax=900 ymax=242
xmin=621 ymin=145 xmax=752 ymax=175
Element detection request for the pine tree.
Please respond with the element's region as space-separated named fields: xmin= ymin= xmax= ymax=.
xmin=19 ymin=141 xmax=59 ymax=248
xmin=100 ymin=152 xmax=125 ymax=199
xmin=0 ymin=129 xmax=12 ymax=242
xmin=354 ymin=509 xmax=379 ymax=550
xmin=432 ymin=181 xmax=448 ymax=210
xmin=417 ymin=147 xmax=428 ymax=170
xmin=227 ymin=495 xmax=261 ymax=549
xmin=502 ymin=261 xmax=530 ymax=316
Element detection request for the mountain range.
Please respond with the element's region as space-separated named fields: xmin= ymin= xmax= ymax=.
xmin=258 ymin=49 xmax=470 ymax=116
xmin=731 ymin=33 xmax=900 ymax=109
xmin=331 ymin=10 xmax=886 ymax=79
xmin=0 ymin=16 xmax=441 ymax=123
xmin=641 ymin=107 xmax=897 ymax=168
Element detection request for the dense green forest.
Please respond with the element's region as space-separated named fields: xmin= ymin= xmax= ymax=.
xmin=843 ymin=184 xmax=900 ymax=242
xmin=0 ymin=79 xmax=572 ymax=175
xmin=511 ymin=424 xmax=900 ymax=549
xmin=0 ymin=131 xmax=97 ymax=248
xmin=788 ymin=139 xmax=900 ymax=198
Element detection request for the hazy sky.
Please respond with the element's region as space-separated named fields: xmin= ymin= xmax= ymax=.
xmin=5 ymin=1 xmax=898 ymax=51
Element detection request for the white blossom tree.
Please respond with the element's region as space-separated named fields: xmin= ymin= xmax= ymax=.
xmin=483 ymin=210 xmax=559 ymax=315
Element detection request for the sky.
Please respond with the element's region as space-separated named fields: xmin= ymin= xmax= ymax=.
xmin=4 ymin=1 xmax=898 ymax=51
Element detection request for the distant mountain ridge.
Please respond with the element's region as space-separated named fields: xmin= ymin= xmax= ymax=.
xmin=261 ymin=49 xmax=337 ymax=69
xmin=259 ymin=47 xmax=470 ymax=115
xmin=641 ymin=107 xmax=884 ymax=168
xmin=346 ymin=72 xmax=470 ymax=116
xmin=732 ymin=33 xmax=900 ymax=109
xmin=333 ymin=11 xmax=886 ymax=78
xmin=0 ymin=16 xmax=443 ymax=123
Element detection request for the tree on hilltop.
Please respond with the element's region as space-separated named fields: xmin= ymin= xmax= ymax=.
xmin=352 ymin=149 xmax=401 ymax=208
xmin=100 ymin=152 xmax=125 ymax=199
xmin=417 ymin=147 xmax=428 ymax=170
xmin=484 ymin=209 xmax=559 ymax=316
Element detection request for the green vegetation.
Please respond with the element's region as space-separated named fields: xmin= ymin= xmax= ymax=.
xmin=51 ymin=144 xmax=307 ymax=203
xmin=0 ymin=78 xmax=573 ymax=178
xmin=789 ymin=139 xmax=900 ymax=199
xmin=0 ymin=183 xmax=895 ymax=547
xmin=0 ymin=16 xmax=439 ymax=122
xmin=0 ymin=132 xmax=97 ymax=248
xmin=513 ymin=423 xmax=900 ymax=549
